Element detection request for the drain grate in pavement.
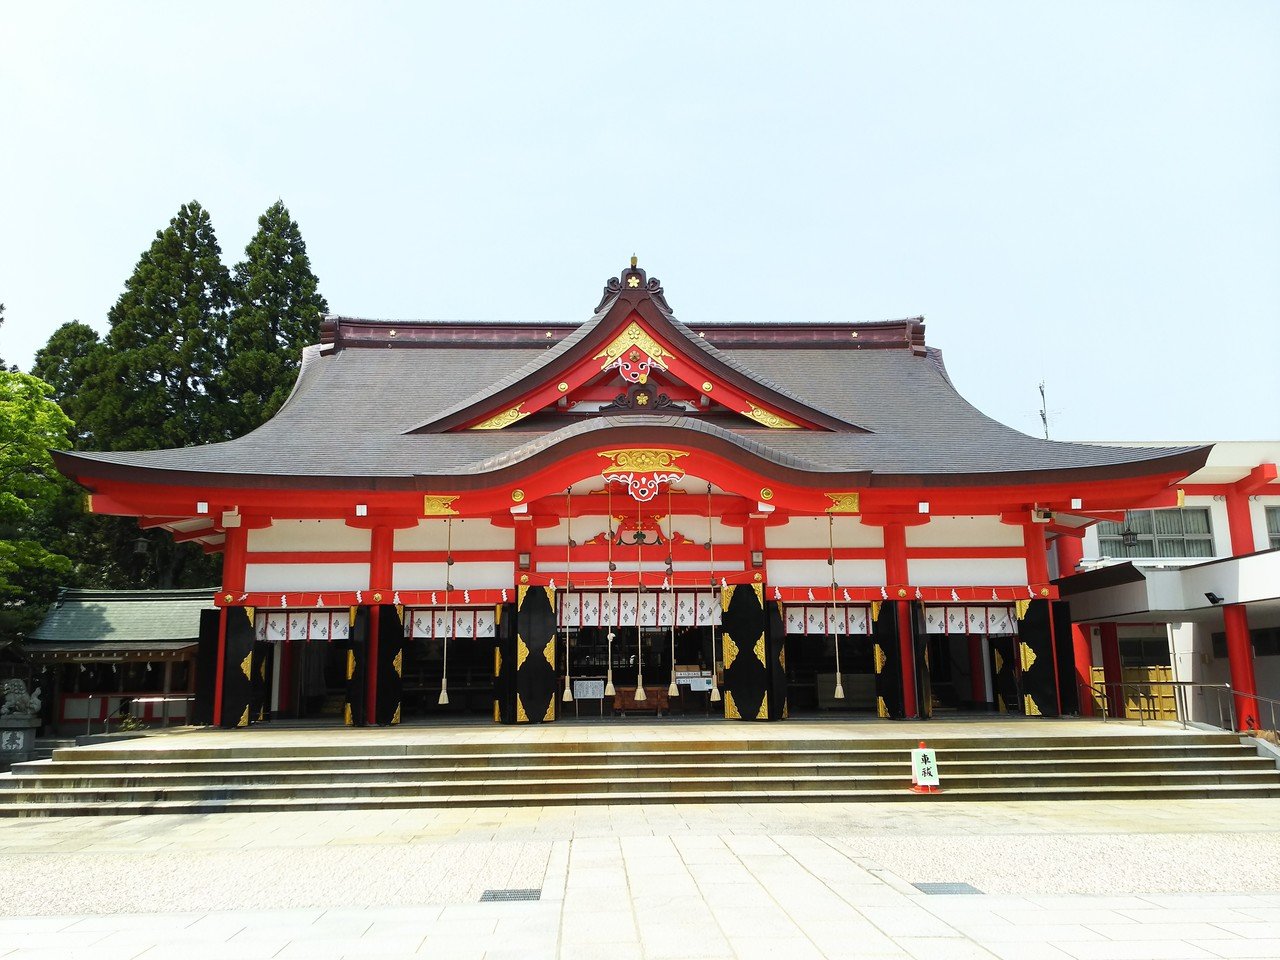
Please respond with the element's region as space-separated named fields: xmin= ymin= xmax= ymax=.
xmin=480 ymin=888 xmax=542 ymax=902
xmin=913 ymin=882 xmax=983 ymax=895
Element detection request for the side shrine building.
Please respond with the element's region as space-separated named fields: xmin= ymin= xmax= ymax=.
xmin=54 ymin=261 xmax=1223 ymax=730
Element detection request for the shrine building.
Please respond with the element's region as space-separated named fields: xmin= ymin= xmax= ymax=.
xmin=56 ymin=260 xmax=1248 ymax=730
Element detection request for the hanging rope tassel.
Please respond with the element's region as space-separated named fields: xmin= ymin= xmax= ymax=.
xmin=604 ymin=631 xmax=616 ymax=697
xmin=829 ymin=515 xmax=844 ymax=701
xmin=706 ymin=481 xmax=722 ymax=704
xmin=439 ymin=517 xmax=452 ymax=706
xmin=605 ymin=485 xmax=616 ymax=698
xmin=633 ymin=495 xmax=646 ymax=702
xmin=667 ymin=482 xmax=679 ymax=698
xmin=563 ymin=488 xmax=574 ymax=703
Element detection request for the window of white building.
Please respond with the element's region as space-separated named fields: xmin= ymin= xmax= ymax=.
xmin=1097 ymin=507 xmax=1215 ymax=559
xmin=1267 ymin=506 xmax=1280 ymax=551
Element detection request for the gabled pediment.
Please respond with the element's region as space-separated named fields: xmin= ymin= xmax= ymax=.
xmin=406 ymin=261 xmax=869 ymax=435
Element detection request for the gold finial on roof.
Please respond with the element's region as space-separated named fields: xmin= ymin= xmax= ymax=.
xmin=630 ymin=254 xmax=638 ymax=268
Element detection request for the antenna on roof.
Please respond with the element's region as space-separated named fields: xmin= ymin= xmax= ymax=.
xmin=1038 ymin=381 xmax=1049 ymax=439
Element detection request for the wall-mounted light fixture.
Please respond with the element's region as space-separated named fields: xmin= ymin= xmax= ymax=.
xmin=1205 ymin=592 xmax=1224 ymax=605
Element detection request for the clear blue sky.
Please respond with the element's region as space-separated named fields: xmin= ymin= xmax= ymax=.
xmin=1 ymin=1 xmax=1277 ymax=441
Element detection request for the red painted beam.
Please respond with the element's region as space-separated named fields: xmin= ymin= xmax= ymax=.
xmin=1237 ymin=463 xmax=1278 ymax=495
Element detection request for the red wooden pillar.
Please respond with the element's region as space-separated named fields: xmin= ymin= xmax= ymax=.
xmin=882 ymin=522 xmax=918 ymax=719
xmin=212 ymin=526 xmax=248 ymax=728
xmin=1099 ymin=622 xmax=1123 ymax=718
xmin=1225 ymin=491 xmax=1255 ymax=556
xmin=212 ymin=606 xmax=228 ymax=727
xmin=367 ymin=525 xmax=394 ymax=726
xmin=1072 ymin=623 xmax=1095 ymax=716
xmin=1224 ymin=603 xmax=1260 ymax=732
xmin=968 ymin=636 xmax=986 ymax=707
xmin=1054 ymin=534 xmax=1084 ymax=579
xmin=278 ymin=642 xmax=293 ymax=716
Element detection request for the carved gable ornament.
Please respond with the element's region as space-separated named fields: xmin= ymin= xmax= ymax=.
xmin=599 ymin=448 xmax=688 ymax=503
xmin=593 ymin=321 xmax=670 ymax=385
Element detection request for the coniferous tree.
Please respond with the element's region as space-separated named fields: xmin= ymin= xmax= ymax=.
xmin=96 ymin=201 xmax=233 ymax=451
xmin=31 ymin=321 xmax=106 ymax=447
xmin=222 ymin=201 xmax=328 ymax=438
xmin=37 ymin=202 xmax=231 ymax=589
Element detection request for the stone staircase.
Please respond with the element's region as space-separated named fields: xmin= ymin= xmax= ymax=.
xmin=1 ymin=730 xmax=1277 ymax=816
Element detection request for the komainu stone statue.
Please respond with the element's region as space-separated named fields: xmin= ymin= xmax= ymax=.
xmin=0 ymin=679 xmax=41 ymax=719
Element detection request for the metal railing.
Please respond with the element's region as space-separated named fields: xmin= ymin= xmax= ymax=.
xmin=1078 ymin=680 xmax=1234 ymax=731
xmin=1079 ymin=679 xmax=1280 ymax=743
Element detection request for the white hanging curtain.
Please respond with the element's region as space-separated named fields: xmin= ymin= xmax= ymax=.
xmin=782 ymin=605 xmax=872 ymax=636
xmin=558 ymin=591 xmax=721 ymax=627
xmin=403 ymin=607 xmax=496 ymax=639
xmin=256 ymin=610 xmax=350 ymax=643
xmin=923 ymin=605 xmax=1016 ymax=635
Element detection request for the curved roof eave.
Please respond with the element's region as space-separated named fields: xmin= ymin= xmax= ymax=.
xmin=51 ymin=427 xmax=1212 ymax=495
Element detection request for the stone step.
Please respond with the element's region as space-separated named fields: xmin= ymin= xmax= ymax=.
xmin=9 ymin=754 xmax=1274 ymax=788
xmin=4 ymin=766 xmax=1277 ymax=806
xmin=7 ymin=780 xmax=1280 ymax=817
xmin=27 ymin=742 xmax=1257 ymax=775
xmin=51 ymin=731 xmax=1241 ymax=762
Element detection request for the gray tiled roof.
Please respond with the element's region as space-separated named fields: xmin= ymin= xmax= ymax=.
xmin=28 ymin=589 xmax=214 ymax=643
xmin=57 ymin=324 xmax=1206 ymax=484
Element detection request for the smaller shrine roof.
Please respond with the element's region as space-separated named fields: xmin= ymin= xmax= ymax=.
xmin=28 ymin=588 xmax=214 ymax=645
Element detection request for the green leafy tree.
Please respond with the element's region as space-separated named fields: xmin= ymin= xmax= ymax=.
xmin=222 ymin=201 xmax=328 ymax=437
xmin=95 ymin=200 xmax=233 ymax=450
xmin=0 ymin=370 xmax=74 ymax=638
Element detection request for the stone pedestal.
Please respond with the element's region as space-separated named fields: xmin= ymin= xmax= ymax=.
xmin=0 ymin=717 xmax=39 ymax=765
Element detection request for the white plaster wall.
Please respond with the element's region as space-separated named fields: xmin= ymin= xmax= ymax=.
xmin=766 ymin=516 xmax=881 ymax=549
xmin=245 ymin=562 xmax=372 ymax=592
xmin=907 ymin=558 xmax=1028 ymax=586
xmin=393 ymin=562 xmax=515 ymax=590
xmin=248 ymin=520 xmax=370 ymax=552
xmin=905 ymin=515 xmax=1023 ymax=548
xmin=395 ymin=519 xmax=514 ymax=550
xmin=765 ymin=558 xmax=885 ymax=587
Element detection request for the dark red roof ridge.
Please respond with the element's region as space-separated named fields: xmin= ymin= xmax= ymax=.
xmin=321 ymin=315 xmax=927 ymax=351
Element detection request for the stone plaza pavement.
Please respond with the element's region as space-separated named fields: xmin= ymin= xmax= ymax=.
xmin=2 ymin=795 xmax=1279 ymax=960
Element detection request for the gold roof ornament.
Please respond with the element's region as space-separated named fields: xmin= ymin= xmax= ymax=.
xmin=598 ymin=449 xmax=689 ymax=475
xmin=422 ymin=495 xmax=459 ymax=516
xmin=594 ymin=321 xmax=670 ymax=372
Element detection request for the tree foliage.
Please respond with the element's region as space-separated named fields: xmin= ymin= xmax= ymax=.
xmin=31 ymin=321 xmax=106 ymax=447
xmin=222 ymin=201 xmax=328 ymax=438
xmin=28 ymin=199 xmax=328 ymax=594
xmin=0 ymin=370 xmax=74 ymax=637
xmin=94 ymin=201 xmax=234 ymax=451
